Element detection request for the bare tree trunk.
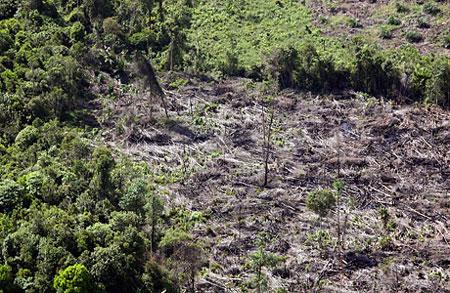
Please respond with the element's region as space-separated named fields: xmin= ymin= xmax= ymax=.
xmin=262 ymin=105 xmax=274 ymax=187
xmin=135 ymin=53 xmax=169 ymax=118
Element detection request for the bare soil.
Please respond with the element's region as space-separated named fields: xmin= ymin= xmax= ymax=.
xmin=99 ymin=75 xmax=450 ymax=292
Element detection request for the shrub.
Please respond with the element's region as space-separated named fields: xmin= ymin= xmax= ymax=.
xmin=119 ymin=177 xmax=148 ymax=215
xmin=264 ymin=47 xmax=298 ymax=89
xmin=0 ymin=264 xmax=15 ymax=291
xmin=423 ymin=2 xmax=440 ymax=15
xmin=378 ymin=235 xmax=394 ymax=250
xmin=405 ymin=30 xmax=423 ymax=43
xmin=417 ymin=17 xmax=431 ymax=29
xmin=425 ymin=59 xmax=450 ymax=107
xmin=128 ymin=29 xmax=157 ymax=50
xmin=306 ymin=188 xmax=336 ymax=218
xmin=293 ymin=43 xmax=344 ymax=92
xmin=379 ymin=26 xmax=394 ymax=39
xmin=0 ymin=29 xmax=13 ymax=52
xmin=387 ymin=16 xmax=401 ymax=26
xmin=305 ymin=229 xmax=334 ymax=250
xmin=351 ymin=42 xmax=399 ymax=97
xmin=0 ymin=0 xmax=17 ymax=20
xmin=395 ymin=2 xmax=410 ymax=13
xmin=348 ymin=18 xmax=362 ymax=28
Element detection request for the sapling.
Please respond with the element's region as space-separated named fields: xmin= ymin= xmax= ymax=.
xmin=306 ymin=188 xmax=336 ymax=219
xmin=248 ymin=234 xmax=285 ymax=293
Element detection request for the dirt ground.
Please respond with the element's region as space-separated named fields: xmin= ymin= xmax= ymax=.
xmin=99 ymin=74 xmax=450 ymax=292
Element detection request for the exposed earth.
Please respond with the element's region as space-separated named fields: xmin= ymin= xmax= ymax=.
xmin=97 ymin=74 xmax=450 ymax=292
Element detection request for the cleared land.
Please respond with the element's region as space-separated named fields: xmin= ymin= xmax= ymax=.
xmin=98 ymin=75 xmax=450 ymax=292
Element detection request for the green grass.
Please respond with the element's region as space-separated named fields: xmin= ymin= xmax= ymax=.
xmin=187 ymin=0 xmax=314 ymax=75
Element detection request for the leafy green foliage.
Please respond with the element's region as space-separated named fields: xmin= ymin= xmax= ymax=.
xmin=379 ymin=26 xmax=394 ymax=39
xmin=405 ymin=30 xmax=423 ymax=43
xmin=305 ymin=229 xmax=334 ymax=250
xmin=423 ymin=2 xmax=441 ymax=15
xmin=425 ymin=58 xmax=450 ymax=107
xmin=187 ymin=0 xmax=312 ymax=76
xmin=0 ymin=264 xmax=16 ymax=292
xmin=247 ymin=234 xmax=285 ymax=293
xmin=387 ymin=16 xmax=401 ymax=26
xmin=0 ymin=121 xmax=176 ymax=292
xmin=0 ymin=179 xmax=23 ymax=212
xmin=443 ymin=35 xmax=450 ymax=49
xmin=53 ymin=264 xmax=95 ymax=293
xmin=306 ymin=188 xmax=336 ymax=218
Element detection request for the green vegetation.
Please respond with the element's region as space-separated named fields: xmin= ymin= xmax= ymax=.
xmin=379 ymin=26 xmax=394 ymax=39
xmin=0 ymin=0 xmax=449 ymax=292
xmin=387 ymin=16 xmax=401 ymax=26
xmin=0 ymin=121 xmax=177 ymax=292
xmin=306 ymin=188 xmax=336 ymax=218
xmin=53 ymin=264 xmax=95 ymax=293
xmin=247 ymin=234 xmax=285 ymax=293
xmin=423 ymin=2 xmax=441 ymax=16
xmin=405 ymin=30 xmax=423 ymax=43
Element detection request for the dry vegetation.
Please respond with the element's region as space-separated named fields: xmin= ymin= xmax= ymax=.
xmin=98 ymin=74 xmax=450 ymax=292
xmin=307 ymin=0 xmax=450 ymax=56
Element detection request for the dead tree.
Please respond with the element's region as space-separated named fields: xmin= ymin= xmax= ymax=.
xmin=261 ymin=103 xmax=275 ymax=187
xmin=135 ymin=52 xmax=169 ymax=118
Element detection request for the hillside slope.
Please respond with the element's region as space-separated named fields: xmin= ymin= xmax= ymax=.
xmin=100 ymin=75 xmax=450 ymax=292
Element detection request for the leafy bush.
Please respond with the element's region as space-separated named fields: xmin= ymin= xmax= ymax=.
xmin=292 ymin=43 xmax=344 ymax=92
xmin=348 ymin=18 xmax=362 ymax=28
xmin=305 ymin=229 xmax=334 ymax=250
xmin=417 ymin=17 xmax=431 ymax=29
xmin=405 ymin=30 xmax=423 ymax=43
xmin=379 ymin=26 xmax=394 ymax=39
xmin=0 ymin=264 xmax=15 ymax=291
xmin=387 ymin=16 xmax=401 ymax=26
xmin=128 ymin=29 xmax=157 ymax=50
xmin=395 ymin=2 xmax=410 ymax=13
xmin=306 ymin=188 xmax=336 ymax=218
xmin=423 ymin=2 xmax=441 ymax=15
xmin=15 ymin=125 xmax=39 ymax=149
xmin=351 ymin=42 xmax=399 ymax=97
xmin=0 ymin=0 xmax=17 ymax=20
xmin=119 ymin=177 xmax=148 ymax=215
xmin=425 ymin=59 xmax=450 ymax=107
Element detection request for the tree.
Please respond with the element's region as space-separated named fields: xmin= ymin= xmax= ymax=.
xmin=145 ymin=192 xmax=164 ymax=252
xmin=53 ymin=264 xmax=95 ymax=293
xmin=119 ymin=177 xmax=148 ymax=216
xmin=248 ymin=234 xmax=284 ymax=293
xmin=91 ymin=147 xmax=115 ymax=199
xmin=0 ymin=264 xmax=15 ymax=292
xmin=0 ymin=179 xmax=23 ymax=212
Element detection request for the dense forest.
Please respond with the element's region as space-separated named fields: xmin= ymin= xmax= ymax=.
xmin=0 ymin=0 xmax=449 ymax=292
